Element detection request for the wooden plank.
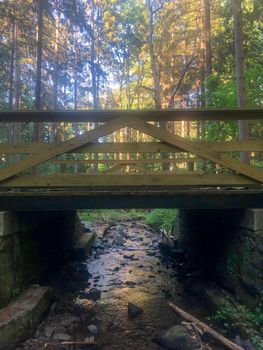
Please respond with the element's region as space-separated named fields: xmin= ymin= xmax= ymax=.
xmin=209 ymin=140 xmax=263 ymax=152
xmin=1 ymin=140 xmax=262 ymax=154
xmin=125 ymin=117 xmax=263 ymax=183
xmin=51 ymin=157 xmax=200 ymax=165
xmin=0 ymin=173 xmax=257 ymax=188
xmin=77 ymin=170 xmax=204 ymax=175
xmin=1 ymin=189 xmax=263 ymax=210
xmin=1 ymin=189 xmax=262 ymax=197
xmin=103 ymin=164 xmax=147 ymax=174
xmin=0 ymin=117 xmax=128 ymax=183
xmin=0 ymin=108 xmax=262 ymax=122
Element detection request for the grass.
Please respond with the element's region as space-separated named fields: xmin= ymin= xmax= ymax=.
xmin=79 ymin=208 xmax=178 ymax=234
xmin=79 ymin=209 xmax=148 ymax=223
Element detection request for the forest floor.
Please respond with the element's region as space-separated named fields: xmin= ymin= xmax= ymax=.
xmin=15 ymin=217 xmax=232 ymax=350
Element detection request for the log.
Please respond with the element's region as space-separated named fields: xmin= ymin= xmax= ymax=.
xmin=168 ymin=302 xmax=244 ymax=350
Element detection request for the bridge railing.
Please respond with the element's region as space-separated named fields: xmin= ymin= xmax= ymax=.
xmin=0 ymin=109 xmax=262 ymax=189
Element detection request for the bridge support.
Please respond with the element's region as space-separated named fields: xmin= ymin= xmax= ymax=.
xmin=0 ymin=210 xmax=82 ymax=308
xmin=176 ymin=208 xmax=263 ymax=306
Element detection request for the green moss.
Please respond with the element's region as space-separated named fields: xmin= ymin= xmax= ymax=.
xmin=226 ymin=250 xmax=242 ymax=275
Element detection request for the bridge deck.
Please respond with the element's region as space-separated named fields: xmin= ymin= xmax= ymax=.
xmin=1 ymin=188 xmax=263 ymax=210
xmin=0 ymin=109 xmax=263 ymax=209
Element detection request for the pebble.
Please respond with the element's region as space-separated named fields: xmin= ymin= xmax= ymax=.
xmin=60 ymin=316 xmax=80 ymax=327
xmin=123 ymin=254 xmax=135 ymax=260
xmin=88 ymin=324 xmax=98 ymax=335
xmin=125 ymin=281 xmax=136 ymax=286
xmin=128 ymin=302 xmax=143 ymax=318
xmin=147 ymin=251 xmax=156 ymax=256
xmin=154 ymin=325 xmax=196 ymax=350
xmin=53 ymin=333 xmax=71 ymax=341
xmin=45 ymin=326 xmax=55 ymax=338
xmin=84 ymin=287 xmax=101 ymax=301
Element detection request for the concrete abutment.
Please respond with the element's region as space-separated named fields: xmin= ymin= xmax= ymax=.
xmin=176 ymin=208 xmax=263 ymax=307
xmin=0 ymin=210 xmax=83 ymax=308
xmin=0 ymin=209 xmax=95 ymax=349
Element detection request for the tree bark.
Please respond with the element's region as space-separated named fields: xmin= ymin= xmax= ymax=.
xmin=50 ymin=1 xmax=60 ymax=143
xmin=8 ymin=14 xmax=15 ymax=110
xmin=91 ymin=0 xmax=99 ymax=109
xmin=204 ymin=0 xmax=212 ymax=77
xmin=169 ymin=302 xmax=244 ymax=350
xmin=14 ymin=38 xmax=21 ymax=150
xmin=232 ymin=0 xmax=249 ymax=163
xmin=147 ymin=0 xmax=168 ymax=171
xmin=147 ymin=1 xmax=162 ymax=110
xmin=90 ymin=0 xmax=99 ymax=172
xmin=34 ymin=0 xmax=44 ymax=143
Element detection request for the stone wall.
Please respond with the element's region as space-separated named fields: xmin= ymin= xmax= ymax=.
xmin=0 ymin=211 xmax=82 ymax=308
xmin=176 ymin=209 xmax=263 ymax=307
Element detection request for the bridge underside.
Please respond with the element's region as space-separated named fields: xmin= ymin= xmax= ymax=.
xmin=1 ymin=188 xmax=263 ymax=210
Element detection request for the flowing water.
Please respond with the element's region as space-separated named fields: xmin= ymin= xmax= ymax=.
xmin=18 ymin=219 xmax=225 ymax=350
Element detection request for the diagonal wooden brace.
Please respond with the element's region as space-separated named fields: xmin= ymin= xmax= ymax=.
xmin=0 ymin=117 xmax=128 ymax=183
xmin=124 ymin=117 xmax=263 ymax=183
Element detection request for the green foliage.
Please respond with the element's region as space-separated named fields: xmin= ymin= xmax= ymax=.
xmin=12 ymin=288 xmax=22 ymax=298
xmin=210 ymin=295 xmax=263 ymax=349
xmin=144 ymin=209 xmax=177 ymax=233
xmin=206 ymin=74 xmax=237 ymax=108
xmin=79 ymin=209 xmax=147 ymax=223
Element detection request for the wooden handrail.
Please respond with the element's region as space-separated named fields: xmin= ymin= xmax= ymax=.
xmin=51 ymin=157 xmax=200 ymax=165
xmin=0 ymin=140 xmax=262 ymax=153
xmin=0 ymin=108 xmax=262 ymax=122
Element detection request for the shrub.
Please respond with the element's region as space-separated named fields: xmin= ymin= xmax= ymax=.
xmin=210 ymin=294 xmax=263 ymax=349
xmin=144 ymin=209 xmax=177 ymax=233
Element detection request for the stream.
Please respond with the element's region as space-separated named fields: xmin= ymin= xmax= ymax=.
xmin=17 ymin=219 xmax=226 ymax=350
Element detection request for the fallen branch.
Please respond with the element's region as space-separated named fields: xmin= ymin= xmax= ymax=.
xmin=102 ymin=223 xmax=114 ymax=236
xmin=168 ymin=302 xmax=244 ymax=350
xmin=160 ymin=229 xmax=174 ymax=248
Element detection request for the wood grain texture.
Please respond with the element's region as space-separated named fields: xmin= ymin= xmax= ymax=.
xmin=51 ymin=157 xmax=199 ymax=165
xmin=0 ymin=140 xmax=262 ymax=154
xmin=0 ymin=173 xmax=258 ymax=187
xmin=124 ymin=117 xmax=263 ymax=183
xmin=0 ymin=117 xmax=127 ymax=183
xmin=0 ymin=108 xmax=262 ymax=122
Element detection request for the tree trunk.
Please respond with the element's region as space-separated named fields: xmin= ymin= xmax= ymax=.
xmin=51 ymin=2 xmax=60 ymax=143
xmin=91 ymin=0 xmax=99 ymax=109
xmin=14 ymin=41 xmax=21 ymax=148
xmin=9 ymin=15 xmax=15 ymax=109
xmin=147 ymin=0 xmax=168 ymax=171
xmin=232 ymin=0 xmax=249 ymax=163
xmin=5 ymin=15 xmax=16 ymax=164
xmin=9 ymin=16 xmax=21 ymax=163
xmin=73 ymin=44 xmax=79 ymax=174
xmin=147 ymin=1 xmax=162 ymax=110
xmin=204 ymin=0 xmax=212 ymax=77
xmin=90 ymin=0 xmax=99 ymax=172
xmin=34 ymin=0 xmax=44 ymax=143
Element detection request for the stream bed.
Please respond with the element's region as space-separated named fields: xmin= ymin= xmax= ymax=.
xmin=17 ymin=219 xmax=227 ymax=350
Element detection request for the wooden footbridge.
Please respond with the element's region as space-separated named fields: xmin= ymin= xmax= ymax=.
xmin=0 ymin=109 xmax=263 ymax=210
